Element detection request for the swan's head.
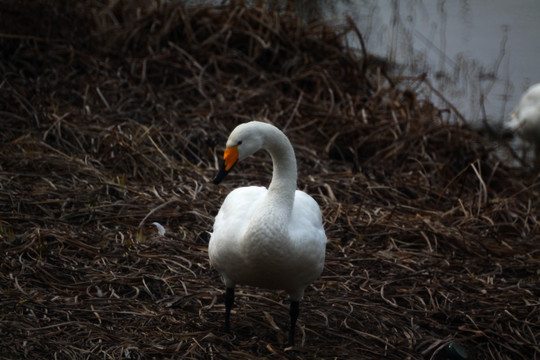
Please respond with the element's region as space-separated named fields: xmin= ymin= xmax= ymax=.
xmin=213 ymin=122 xmax=265 ymax=184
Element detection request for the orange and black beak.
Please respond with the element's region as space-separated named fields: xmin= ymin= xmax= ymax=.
xmin=213 ymin=145 xmax=239 ymax=184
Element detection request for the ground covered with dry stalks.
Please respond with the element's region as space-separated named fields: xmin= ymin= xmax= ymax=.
xmin=1 ymin=1 xmax=539 ymax=359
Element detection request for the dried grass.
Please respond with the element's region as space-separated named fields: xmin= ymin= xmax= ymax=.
xmin=1 ymin=1 xmax=539 ymax=359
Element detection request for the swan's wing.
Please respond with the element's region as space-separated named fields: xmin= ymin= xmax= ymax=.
xmin=289 ymin=190 xmax=327 ymax=266
xmin=212 ymin=186 xmax=267 ymax=235
xmin=209 ymin=186 xmax=267 ymax=273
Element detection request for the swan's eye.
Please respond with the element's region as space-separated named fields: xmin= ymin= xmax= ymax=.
xmin=237 ymin=141 xmax=243 ymax=146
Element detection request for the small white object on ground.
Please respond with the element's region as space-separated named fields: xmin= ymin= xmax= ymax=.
xmin=152 ymin=222 xmax=166 ymax=236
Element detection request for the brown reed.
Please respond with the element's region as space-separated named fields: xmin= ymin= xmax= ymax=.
xmin=0 ymin=1 xmax=538 ymax=359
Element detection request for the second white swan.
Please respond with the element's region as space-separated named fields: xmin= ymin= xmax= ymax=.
xmin=506 ymin=83 xmax=540 ymax=162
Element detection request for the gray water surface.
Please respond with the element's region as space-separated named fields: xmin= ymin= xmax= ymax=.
xmin=338 ymin=0 xmax=540 ymax=129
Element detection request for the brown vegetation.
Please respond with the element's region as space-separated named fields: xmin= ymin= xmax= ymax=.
xmin=1 ymin=1 xmax=538 ymax=359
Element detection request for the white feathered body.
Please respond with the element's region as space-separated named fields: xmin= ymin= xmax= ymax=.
xmin=507 ymin=83 xmax=540 ymax=143
xmin=209 ymin=121 xmax=326 ymax=303
xmin=209 ymin=185 xmax=326 ymax=300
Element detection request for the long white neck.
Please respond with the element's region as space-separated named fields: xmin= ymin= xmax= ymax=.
xmin=263 ymin=125 xmax=297 ymax=213
xmin=242 ymin=123 xmax=298 ymax=249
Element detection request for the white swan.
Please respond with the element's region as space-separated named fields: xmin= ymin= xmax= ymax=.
xmin=506 ymin=83 xmax=540 ymax=160
xmin=209 ymin=121 xmax=326 ymax=348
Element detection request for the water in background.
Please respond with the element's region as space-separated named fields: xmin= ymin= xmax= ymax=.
xmin=194 ymin=0 xmax=540 ymax=140
xmin=333 ymin=0 xmax=540 ymax=131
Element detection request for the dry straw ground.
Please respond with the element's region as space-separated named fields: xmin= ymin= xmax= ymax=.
xmin=1 ymin=1 xmax=539 ymax=359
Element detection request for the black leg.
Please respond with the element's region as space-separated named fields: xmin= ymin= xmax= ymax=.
xmin=535 ymin=143 xmax=540 ymax=170
xmin=287 ymin=300 xmax=300 ymax=347
xmin=224 ymin=287 xmax=235 ymax=333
